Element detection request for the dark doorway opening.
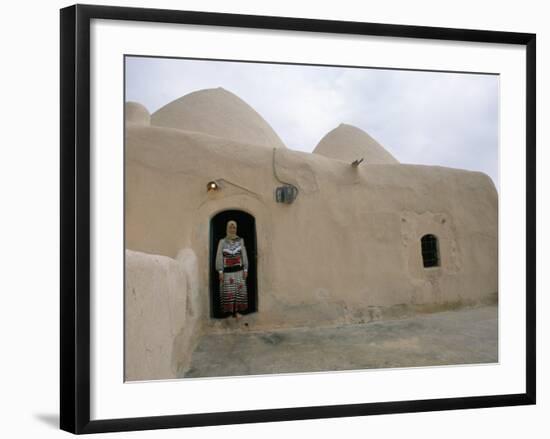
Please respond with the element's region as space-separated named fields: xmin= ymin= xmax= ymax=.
xmin=210 ymin=210 xmax=258 ymax=318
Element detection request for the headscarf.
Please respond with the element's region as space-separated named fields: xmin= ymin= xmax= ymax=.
xmin=225 ymin=220 xmax=238 ymax=241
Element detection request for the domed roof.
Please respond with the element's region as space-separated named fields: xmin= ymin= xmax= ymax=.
xmin=150 ymin=87 xmax=286 ymax=149
xmin=125 ymin=102 xmax=150 ymax=126
xmin=313 ymin=124 xmax=398 ymax=164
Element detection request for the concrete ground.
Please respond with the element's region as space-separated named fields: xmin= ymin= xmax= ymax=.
xmin=181 ymin=305 xmax=498 ymax=378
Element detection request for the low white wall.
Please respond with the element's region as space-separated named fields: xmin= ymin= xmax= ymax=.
xmin=124 ymin=248 xmax=201 ymax=381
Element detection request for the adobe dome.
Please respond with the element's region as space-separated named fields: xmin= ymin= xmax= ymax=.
xmin=125 ymin=102 xmax=150 ymax=126
xmin=313 ymin=123 xmax=398 ymax=164
xmin=150 ymin=87 xmax=286 ymax=149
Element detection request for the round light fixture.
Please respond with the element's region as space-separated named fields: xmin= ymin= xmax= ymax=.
xmin=207 ymin=181 xmax=219 ymax=192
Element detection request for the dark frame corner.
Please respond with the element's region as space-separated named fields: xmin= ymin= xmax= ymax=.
xmin=60 ymin=4 xmax=536 ymax=434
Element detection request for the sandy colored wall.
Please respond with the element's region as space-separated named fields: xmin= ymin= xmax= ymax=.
xmin=125 ymin=124 xmax=498 ymax=332
xmin=125 ymin=249 xmax=201 ymax=381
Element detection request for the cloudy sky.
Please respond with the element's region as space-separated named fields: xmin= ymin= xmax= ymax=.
xmin=125 ymin=56 xmax=499 ymax=188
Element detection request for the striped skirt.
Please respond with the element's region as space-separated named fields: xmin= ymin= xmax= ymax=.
xmin=220 ymin=270 xmax=248 ymax=314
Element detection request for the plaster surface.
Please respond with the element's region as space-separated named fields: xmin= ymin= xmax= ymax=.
xmin=125 ymin=249 xmax=201 ymax=381
xmin=183 ymin=305 xmax=498 ymax=378
xmin=150 ymin=87 xmax=286 ymax=149
xmin=313 ymin=123 xmax=399 ymax=164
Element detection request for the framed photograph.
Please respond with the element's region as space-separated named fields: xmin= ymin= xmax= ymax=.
xmin=60 ymin=4 xmax=536 ymax=434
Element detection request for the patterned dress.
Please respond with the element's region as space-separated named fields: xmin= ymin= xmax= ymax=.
xmin=215 ymin=237 xmax=249 ymax=314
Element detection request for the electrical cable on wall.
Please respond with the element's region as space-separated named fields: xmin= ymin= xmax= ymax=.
xmin=272 ymin=147 xmax=299 ymax=204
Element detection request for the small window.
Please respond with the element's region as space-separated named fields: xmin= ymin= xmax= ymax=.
xmin=421 ymin=234 xmax=439 ymax=268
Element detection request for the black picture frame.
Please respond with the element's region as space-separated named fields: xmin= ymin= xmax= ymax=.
xmin=60 ymin=4 xmax=536 ymax=434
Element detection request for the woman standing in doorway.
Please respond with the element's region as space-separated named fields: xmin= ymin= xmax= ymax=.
xmin=215 ymin=220 xmax=249 ymax=318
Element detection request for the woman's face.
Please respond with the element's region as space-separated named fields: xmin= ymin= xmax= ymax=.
xmin=227 ymin=221 xmax=237 ymax=235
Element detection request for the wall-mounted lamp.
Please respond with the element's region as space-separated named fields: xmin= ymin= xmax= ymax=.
xmin=351 ymin=158 xmax=364 ymax=167
xmin=275 ymin=184 xmax=298 ymax=204
xmin=206 ymin=180 xmax=219 ymax=192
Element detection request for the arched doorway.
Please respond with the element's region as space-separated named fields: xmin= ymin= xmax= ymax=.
xmin=210 ymin=210 xmax=258 ymax=318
